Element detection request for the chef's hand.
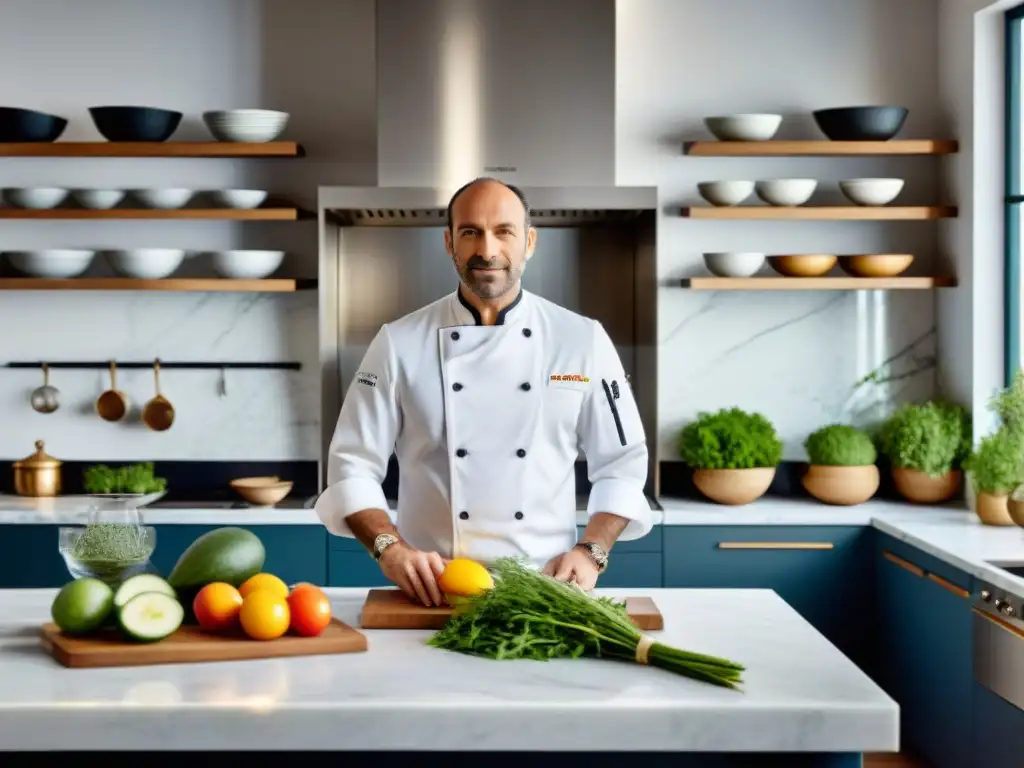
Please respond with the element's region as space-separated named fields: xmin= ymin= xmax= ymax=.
xmin=543 ymin=546 xmax=600 ymax=591
xmin=378 ymin=542 xmax=448 ymax=606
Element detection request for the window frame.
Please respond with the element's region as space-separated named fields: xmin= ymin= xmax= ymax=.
xmin=1005 ymin=5 xmax=1024 ymax=385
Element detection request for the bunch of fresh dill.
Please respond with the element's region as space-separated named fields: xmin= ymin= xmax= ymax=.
xmin=426 ymin=557 xmax=744 ymax=689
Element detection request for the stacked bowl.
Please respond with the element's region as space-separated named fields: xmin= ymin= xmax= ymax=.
xmin=202 ymin=110 xmax=289 ymax=143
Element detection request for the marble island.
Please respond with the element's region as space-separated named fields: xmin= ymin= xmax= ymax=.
xmin=0 ymin=587 xmax=896 ymax=760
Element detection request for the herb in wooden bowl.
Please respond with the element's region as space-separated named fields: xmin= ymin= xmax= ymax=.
xmin=427 ymin=558 xmax=745 ymax=690
xmin=83 ymin=463 xmax=167 ymax=495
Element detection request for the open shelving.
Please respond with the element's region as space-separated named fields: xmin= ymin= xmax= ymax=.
xmin=680 ymin=276 xmax=956 ymax=291
xmin=0 ymin=278 xmax=316 ymax=292
xmin=682 ymin=140 xmax=958 ymax=157
xmin=0 ymin=207 xmax=308 ymax=221
xmin=680 ymin=206 xmax=957 ymax=221
xmin=0 ymin=141 xmax=303 ymax=158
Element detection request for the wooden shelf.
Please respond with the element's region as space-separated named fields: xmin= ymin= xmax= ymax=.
xmin=682 ymin=140 xmax=958 ymax=156
xmin=681 ymin=205 xmax=957 ymax=220
xmin=680 ymin=276 xmax=956 ymax=291
xmin=0 ymin=142 xmax=303 ymax=158
xmin=0 ymin=207 xmax=306 ymax=221
xmin=0 ymin=278 xmax=315 ymax=292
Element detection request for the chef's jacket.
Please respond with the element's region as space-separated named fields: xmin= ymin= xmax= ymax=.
xmin=315 ymin=287 xmax=653 ymax=569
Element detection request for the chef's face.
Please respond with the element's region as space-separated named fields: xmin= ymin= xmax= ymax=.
xmin=445 ymin=181 xmax=536 ymax=300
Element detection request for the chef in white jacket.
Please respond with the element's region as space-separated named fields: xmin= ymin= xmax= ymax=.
xmin=315 ymin=177 xmax=652 ymax=606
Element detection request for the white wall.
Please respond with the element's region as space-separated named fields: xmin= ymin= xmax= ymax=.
xmin=0 ymin=0 xmax=959 ymax=465
xmin=937 ymin=0 xmax=1019 ymax=440
xmin=0 ymin=0 xmax=375 ymax=461
xmin=617 ymin=0 xmax=944 ymax=459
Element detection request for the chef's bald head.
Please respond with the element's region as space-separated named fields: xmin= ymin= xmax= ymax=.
xmin=446 ymin=177 xmax=531 ymax=234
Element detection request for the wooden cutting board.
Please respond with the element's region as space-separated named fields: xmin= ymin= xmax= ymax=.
xmin=40 ymin=618 xmax=368 ymax=669
xmin=359 ymin=588 xmax=664 ymax=631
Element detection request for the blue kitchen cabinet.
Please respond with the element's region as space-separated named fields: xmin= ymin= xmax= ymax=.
xmin=149 ymin=525 xmax=327 ymax=586
xmin=582 ymin=524 xmax=663 ymax=588
xmin=875 ymin=533 xmax=973 ymax=768
xmin=972 ymin=684 xmax=1024 ymax=767
xmin=327 ymin=532 xmax=391 ymax=586
xmin=0 ymin=524 xmax=69 ymax=587
xmin=663 ymin=526 xmax=874 ymax=667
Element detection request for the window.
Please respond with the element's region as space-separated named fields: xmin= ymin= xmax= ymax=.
xmin=1006 ymin=6 xmax=1024 ymax=384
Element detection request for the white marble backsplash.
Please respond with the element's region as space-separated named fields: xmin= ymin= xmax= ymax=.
xmin=0 ymin=291 xmax=320 ymax=460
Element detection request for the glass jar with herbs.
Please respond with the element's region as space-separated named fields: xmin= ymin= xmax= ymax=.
xmin=58 ymin=495 xmax=156 ymax=585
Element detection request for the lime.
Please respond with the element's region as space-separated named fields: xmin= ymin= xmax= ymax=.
xmin=51 ymin=578 xmax=115 ymax=635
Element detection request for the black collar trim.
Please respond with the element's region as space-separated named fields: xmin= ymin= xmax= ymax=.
xmin=457 ymin=287 xmax=523 ymax=326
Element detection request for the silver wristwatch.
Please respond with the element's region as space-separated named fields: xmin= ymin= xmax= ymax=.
xmin=575 ymin=540 xmax=609 ymax=572
xmin=372 ymin=533 xmax=399 ymax=561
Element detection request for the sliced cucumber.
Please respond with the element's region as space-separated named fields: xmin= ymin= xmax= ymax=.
xmin=113 ymin=574 xmax=175 ymax=608
xmin=117 ymin=592 xmax=184 ymax=642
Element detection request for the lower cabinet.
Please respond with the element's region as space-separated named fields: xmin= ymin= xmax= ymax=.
xmin=148 ymin=525 xmax=327 ymax=587
xmin=663 ymin=526 xmax=874 ymax=667
xmin=875 ymin=533 xmax=973 ymax=768
xmin=0 ymin=525 xmax=68 ymax=587
xmin=972 ymin=684 xmax=1024 ymax=767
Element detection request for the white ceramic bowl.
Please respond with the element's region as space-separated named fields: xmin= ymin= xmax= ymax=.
xmin=703 ymin=252 xmax=765 ymax=277
xmin=105 ymin=248 xmax=186 ymax=279
xmin=211 ymin=249 xmax=285 ymax=279
xmin=697 ymin=181 xmax=754 ymax=207
xmin=755 ymin=179 xmax=817 ymax=207
xmin=211 ymin=189 xmax=269 ymax=209
xmin=704 ymin=114 xmax=782 ymax=141
xmin=202 ymin=110 xmax=290 ymax=143
xmin=6 ymin=249 xmax=94 ymax=278
xmin=130 ymin=188 xmax=193 ymax=209
xmin=4 ymin=187 xmax=68 ymax=209
xmin=839 ymin=178 xmax=905 ymax=206
xmin=71 ymin=189 xmax=125 ymax=210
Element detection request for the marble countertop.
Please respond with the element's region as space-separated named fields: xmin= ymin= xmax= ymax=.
xmin=0 ymin=587 xmax=897 ymax=752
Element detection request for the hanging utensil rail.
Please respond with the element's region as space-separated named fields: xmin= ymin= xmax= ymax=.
xmin=4 ymin=361 xmax=302 ymax=370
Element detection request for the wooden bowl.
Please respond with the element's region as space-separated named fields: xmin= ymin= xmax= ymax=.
xmin=974 ymin=491 xmax=1015 ymax=526
xmin=802 ymin=465 xmax=880 ymax=506
xmin=230 ymin=476 xmax=293 ymax=506
xmin=768 ymin=254 xmax=837 ymax=277
xmin=838 ymin=254 xmax=914 ymax=278
xmin=692 ymin=467 xmax=775 ymax=505
xmin=892 ymin=467 xmax=961 ymax=504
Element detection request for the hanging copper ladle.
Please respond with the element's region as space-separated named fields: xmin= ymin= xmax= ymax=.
xmin=141 ymin=359 xmax=175 ymax=432
xmin=95 ymin=360 xmax=128 ymax=422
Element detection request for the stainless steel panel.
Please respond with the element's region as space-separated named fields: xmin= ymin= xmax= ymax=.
xmin=317 ymin=204 xmax=659 ymax=497
xmin=375 ymin=0 xmax=616 ymax=188
xmin=973 ymin=607 xmax=1024 ymax=711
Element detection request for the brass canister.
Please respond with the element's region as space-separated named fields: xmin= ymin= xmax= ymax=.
xmin=13 ymin=440 xmax=62 ymax=497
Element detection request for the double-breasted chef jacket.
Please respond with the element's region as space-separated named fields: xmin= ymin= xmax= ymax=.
xmin=315 ymin=287 xmax=653 ymax=569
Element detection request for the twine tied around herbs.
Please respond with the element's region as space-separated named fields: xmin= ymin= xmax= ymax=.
xmin=635 ymin=633 xmax=654 ymax=665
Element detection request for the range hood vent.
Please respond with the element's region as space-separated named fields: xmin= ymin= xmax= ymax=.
xmin=375 ymin=0 xmax=617 ymax=189
xmin=331 ymin=208 xmax=645 ymax=228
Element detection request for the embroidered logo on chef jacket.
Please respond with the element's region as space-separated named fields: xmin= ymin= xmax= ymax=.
xmin=355 ymin=371 xmax=378 ymax=388
xmin=550 ymin=374 xmax=590 ymax=383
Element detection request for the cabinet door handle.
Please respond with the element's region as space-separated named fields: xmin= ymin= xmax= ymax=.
xmin=716 ymin=542 xmax=834 ymax=550
xmin=927 ymin=572 xmax=970 ymax=599
xmin=882 ymin=550 xmax=924 ymax=577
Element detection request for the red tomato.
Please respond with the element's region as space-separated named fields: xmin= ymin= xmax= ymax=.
xmin=287 ymin=586 xmax=332 ymax=637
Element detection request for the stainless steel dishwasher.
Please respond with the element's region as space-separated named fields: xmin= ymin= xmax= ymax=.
xmin=973 ymin=571 xmax=1024 ymax=710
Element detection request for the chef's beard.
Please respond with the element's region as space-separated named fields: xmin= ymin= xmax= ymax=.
xmin=459 ymin=254 xmax=526 ymax=300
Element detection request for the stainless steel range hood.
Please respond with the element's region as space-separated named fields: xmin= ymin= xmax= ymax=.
xmin=375 ymin=0 xmax=616 ymax=189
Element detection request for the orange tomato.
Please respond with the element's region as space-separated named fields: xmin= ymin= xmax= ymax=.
xmin=288 ymin=582 xmax=323 ymax=596
xmin=193 ymin=582 xmax=243 ymax=632
xmin=287 ymin=586 xmax=332 ymax=637
xmin=239 ymin=590 xmax=291 ymax=640
xmin=239 ymin=573 xmax=289 ymax=600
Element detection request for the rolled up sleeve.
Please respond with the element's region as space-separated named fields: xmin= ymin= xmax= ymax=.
xmin=577 ymin=321 xmax=652 ymax=540
xmin=314 ymin=325 xmax=400 ymax=538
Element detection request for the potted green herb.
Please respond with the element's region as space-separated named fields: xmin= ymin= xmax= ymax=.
xmin=678 ymin=407 xmax=783 ymax=505
xmin=875 ymin=400 xmax=971 ymax=503
xmin=801 ymin=424 xmax=879 ymax=506
xmin=964 ymin=371 xmax=1024 ymax=526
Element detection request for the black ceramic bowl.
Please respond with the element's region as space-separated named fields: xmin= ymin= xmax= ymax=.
xmin=88 ymin=106 xmax=183 ymax=142
xmin=0 ymin=107 xmax=68 ymax=142
xmin=812 ymin=106 xmax=909 ymax=141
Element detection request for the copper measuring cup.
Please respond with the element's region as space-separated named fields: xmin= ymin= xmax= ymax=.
xmin=141 ymin=359 xmax=175 ymax=431
xmin=95 ymin=361 xmax=128 ymax=422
